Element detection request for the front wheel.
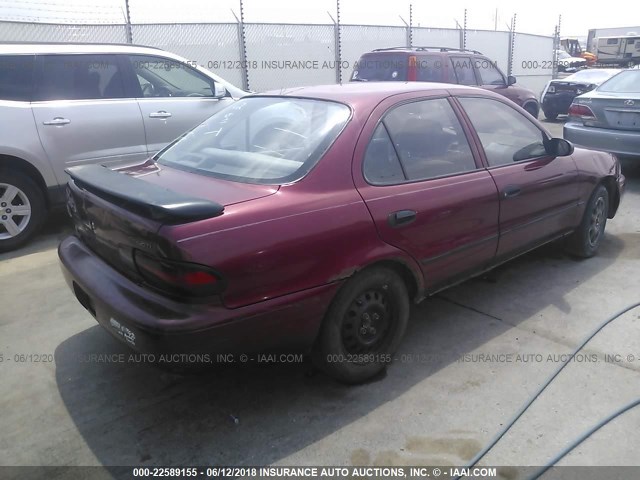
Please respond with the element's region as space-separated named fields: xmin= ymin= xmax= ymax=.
xmin=543 ymin=110 xmax=558 ymax=121
xmin=565 ymin=184 xmax=609 ymax=258
xmin=0 ymin=170 xmax=46 ymax=253
xmin=313 ymin=267 xmax=410 ymax=384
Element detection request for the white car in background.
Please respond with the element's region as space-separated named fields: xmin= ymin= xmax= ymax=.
xmin=556 ymin=50 xmax=587 ymax=72
xmin=540 ymin=68 xmax=620 ymax=120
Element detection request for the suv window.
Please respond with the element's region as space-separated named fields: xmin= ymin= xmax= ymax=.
xmin=475 ymin=59 xmax=505 ymax=85
xmin=416 ymin=55 xmax=445 ymax=82
xmin=36 ymin=55 xmax=126 ymax=101
xmin=0 ymin=55 xmax=35 ymax=102
xmin=459 ymin=97 xmax=547 ymax=166
xmin=450 ymin=57 xmax=478 ymax=85
xmin=365 ymin=98 xmax=476 ymax=183
xmin=352 ymin=54 xmax=408 ymax=81
xmin=129 ymin=55 xmax=214 ymax=98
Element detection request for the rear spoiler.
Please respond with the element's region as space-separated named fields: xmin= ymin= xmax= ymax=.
xmin=66 ymin=164 xmax=224 ymax=223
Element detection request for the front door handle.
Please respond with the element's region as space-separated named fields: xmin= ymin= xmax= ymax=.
xmin=149 ymin=111 xmax=172 ymax=119
xmin=42 ymin=117 xmax=71 ymax=126
xmin=388 ymin=210 xmax=417 ymax=227
xmin=503 ymin=185 xmax=522 ymax=198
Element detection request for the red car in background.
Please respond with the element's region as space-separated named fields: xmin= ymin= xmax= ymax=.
xmin=59 ymin=82 xmax=624 ymax=384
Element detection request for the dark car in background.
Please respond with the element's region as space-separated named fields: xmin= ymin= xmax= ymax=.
xmin=351 ymin=46 xmax=541 ymax=117
xmin=541 ymin=68 xmax=620 ymax=120
xmin=59 ymin=83 xmax=624 ymax=384
xmin=564 ymin=69 xmax=640 ymax=157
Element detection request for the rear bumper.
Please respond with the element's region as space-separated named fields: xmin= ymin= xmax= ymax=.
xmin=564 ymin=122 xmax=640 ymax=157
xmin=58 ymin=235 xmax=339 ymax=359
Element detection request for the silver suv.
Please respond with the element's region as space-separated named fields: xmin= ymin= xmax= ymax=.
xmin=0 ymin=42 xmax=245 ymax=251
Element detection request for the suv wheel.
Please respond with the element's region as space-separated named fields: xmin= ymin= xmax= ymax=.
xmin=524 ymin=103 xmax=539 ymax=118
xmin=0 ymin=170 xmax=46 ymax=252
xmin=543 ymin=109 xmax=558 ymax=121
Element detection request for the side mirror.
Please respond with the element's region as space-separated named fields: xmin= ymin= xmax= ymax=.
xmin=507 ymin=75 xmax=517 ymax=86
xmin=547 ymin=137 xmax=574 ymax=157
xmin=213 ymin=82 xmax=227 ymax=98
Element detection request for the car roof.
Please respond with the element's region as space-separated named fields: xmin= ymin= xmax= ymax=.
xmin=0 ymin=42 xmax=164 ymax=56
xmin=260 ymin=82 xmax=490 ymax=109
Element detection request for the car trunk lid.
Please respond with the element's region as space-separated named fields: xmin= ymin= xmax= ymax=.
xmin=65 ymin=163 xmax=278 ymax=281
xmin=575 ymin=91 xmax=640 ymax=131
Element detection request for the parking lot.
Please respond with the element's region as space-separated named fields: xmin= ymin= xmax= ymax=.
xmin=1 ymin=119 xmax=640 ymax=475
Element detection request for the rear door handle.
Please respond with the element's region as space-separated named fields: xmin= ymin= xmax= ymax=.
xmin=388 ymin=210 xmax=417 ymax=227
xmin=503 ymin=185 xmax=522 ymax=198
xmin=149 ymin=111 xmax=172 ymax=119
xmin=42 ymin=117 xmax=70 ymax=126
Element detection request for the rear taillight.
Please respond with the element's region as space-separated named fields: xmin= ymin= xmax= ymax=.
xmin=408 ymin=55 xmax=417 ymax=81
xmin=133 ymin=249 xmax=225 ymax=297
xmin=568 ymin=103 xmax=596 ymax=120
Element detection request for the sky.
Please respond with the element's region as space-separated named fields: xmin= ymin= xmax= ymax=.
xmin=0 ymin=0 xmax=637 ymax=37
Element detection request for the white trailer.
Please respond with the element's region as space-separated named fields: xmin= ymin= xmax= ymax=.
xmin=596 ymin=35 xmax=640 ymax=66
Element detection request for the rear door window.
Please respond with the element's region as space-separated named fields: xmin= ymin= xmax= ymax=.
xmin=0 ymin=55 xmax=35 ymax=102
xmin=450 ymin=56 xmax=478 ymax=85
xmin=36 ymin=54 xmax=127 ymax=101
xmin=364 ymin=98 xmax=477 ymax=184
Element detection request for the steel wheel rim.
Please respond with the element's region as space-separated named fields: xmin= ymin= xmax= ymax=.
xmin=341 ymin=287 xmax=394 ymax=355
xmin=588 ymin=196 xmax=606 ymax=247
xmin=0 ymin=183 xmax=32 ymax=240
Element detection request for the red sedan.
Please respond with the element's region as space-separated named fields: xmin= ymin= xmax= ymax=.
xmin=59 ymin=83 xmax=625 ymax=383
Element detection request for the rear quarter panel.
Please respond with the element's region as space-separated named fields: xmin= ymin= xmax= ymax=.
xmin=159 ymin=112 xmax=424 ymax=309
xmin=0 ymin=101 xmax=59 ymax=188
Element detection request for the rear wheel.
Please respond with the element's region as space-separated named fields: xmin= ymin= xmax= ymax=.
xmin=313 ymin=267 xmax=409 ymax=384
xmin=565 ymin=184 xmax=609 ymax=258
xmin=543 ymin=110 xmax=558 ymax=121
xmin=0 ymin=170 xmax=46 ymax=252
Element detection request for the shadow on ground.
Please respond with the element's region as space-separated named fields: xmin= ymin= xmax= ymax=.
xmin=52 ymin=231 xmax=632 ymax=475
xmin=47 ymin=167 xmax=640 ymax=477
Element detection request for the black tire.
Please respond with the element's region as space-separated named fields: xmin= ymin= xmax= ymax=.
xmin=543 ymin=110 xmax=558 ymax=121
xmin=0 ymin=170 xmax=46 ymax=253
xmin=313 ymin=267 xmax=410 ymax=384
xmin=565 ymin=184 xmax=609 ymax=258
xmin=524 ymin=103 xmax=539 ymax=119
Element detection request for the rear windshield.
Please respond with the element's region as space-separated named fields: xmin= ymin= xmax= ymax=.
xmin=157 ymin=97 xmax=351 ymax=184
xmin=351 ymin=53 xmax=444 ymax=82
xmin=597 ymin=70 xmax=640 ymax=93
xmin=565 ymin=69 xmax=618 ymax=84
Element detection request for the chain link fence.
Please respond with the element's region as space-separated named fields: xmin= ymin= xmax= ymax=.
xmin=0 ymin=18 xmax=554 ymax=94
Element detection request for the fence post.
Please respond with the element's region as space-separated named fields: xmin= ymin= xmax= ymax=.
xmin=507 ymin=14 xmax=516 ymax=76
xmin=124 ymin=0 xmax=133 ymax=44
xmin=335 ymin=0 xmax=342 ymax=83
xmin=553 ymin=15 xmax=561 ymax=79
xmin=232 ymin=0 xmax=250 ymax=91
xmin=462 ymin=8 xmax=467 ymax=50
xmin=402 ymin=4 xmax=413 ymax=47
xmin=552 ymin=25 xmax=559 ymax=79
